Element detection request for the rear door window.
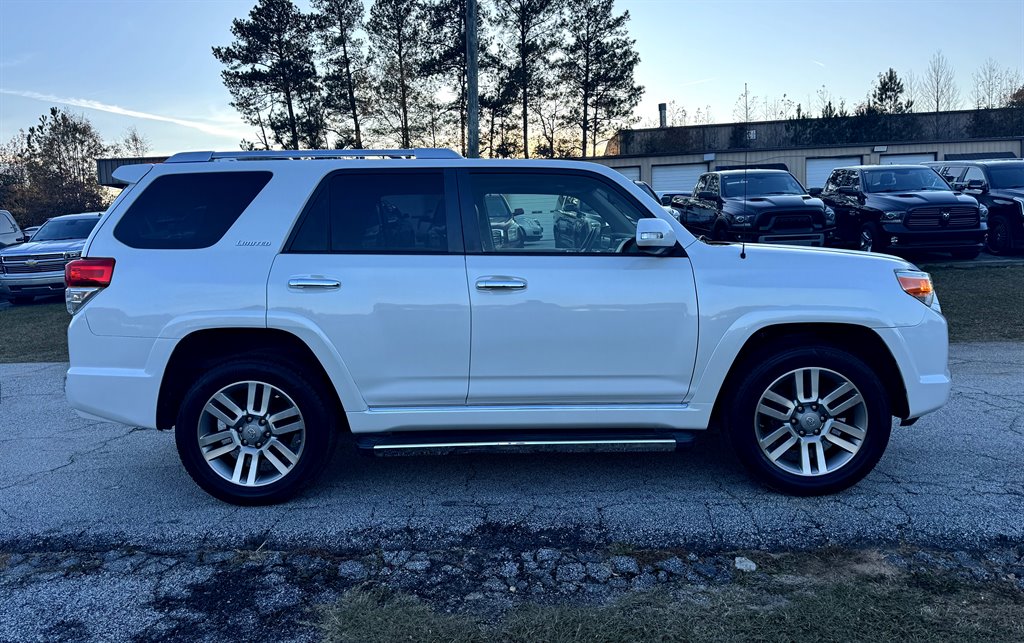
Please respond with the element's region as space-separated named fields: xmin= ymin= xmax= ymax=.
xmin=114 ymin=171 xmax=272 ymax=249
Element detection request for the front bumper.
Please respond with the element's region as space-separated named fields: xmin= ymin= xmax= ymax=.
xmin=875 ymin=310 xmax=951 ymax=420
xmin=880 ymin=222 xmax=986 ymax=252
xmin=0 ymin=271 xmax=66 ymax=297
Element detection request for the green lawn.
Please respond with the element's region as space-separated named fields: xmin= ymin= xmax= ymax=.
xmin=0 ymin=264 xmax=1020 ymax=363
xmin=0 ymin=299 xmax=68 ymax=363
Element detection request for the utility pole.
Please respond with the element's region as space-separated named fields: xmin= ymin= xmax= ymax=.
xmin=466 ymin=0 xmax=480 ymax=158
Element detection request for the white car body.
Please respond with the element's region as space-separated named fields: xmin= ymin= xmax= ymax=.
xmin=0 ymin=209 xmax=26 ymax=248
xmin=67 ymin=156 xmax=949 ymax=434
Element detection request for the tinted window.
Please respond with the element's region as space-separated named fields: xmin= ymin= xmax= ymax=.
xmin=469 ymin=172 xmax=647 ymax=254
xmin=963 ymin=166 xmax=986 ymax=184
xmin=328 ymin=172 xmax=446 ymax=252
xmin=863 ymin=167 xmax=949 ymax=192
xmin=31 ymin=217 xmax=98 ymax=241
xmin=115 ymin=172 xmax=271 ymax=249
xmin=693 ymin=175 xmax=709 ymax=196
xmin=987 ymin=165 xmax=1024 ymax=189
xmin=721 ymin=173 xmax=805 ymax=198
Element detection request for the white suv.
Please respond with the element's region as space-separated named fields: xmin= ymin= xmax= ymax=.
xmin=65 ymin=149 xmax=950 ymax=504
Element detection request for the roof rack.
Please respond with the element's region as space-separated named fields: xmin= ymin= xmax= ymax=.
xmin=164 ymin=148 xmax=463 ymax=163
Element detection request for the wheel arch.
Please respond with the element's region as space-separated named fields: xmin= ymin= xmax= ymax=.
xmin=156 ymin=327 xmax=351 ymax=432
xmin=708 ymin=322 xmax=909 ymax=427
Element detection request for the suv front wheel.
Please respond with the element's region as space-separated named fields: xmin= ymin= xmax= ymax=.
xmin=725 ymin=345 xmax=892 ymax=495
xmin=175 ymin=359 xmax=336 ymax=505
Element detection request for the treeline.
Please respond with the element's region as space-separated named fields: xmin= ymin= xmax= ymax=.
xmin=0 ymin=109 xmax=150 ymax=226
xmin=213 ymin=0 xmax=643 ymax=157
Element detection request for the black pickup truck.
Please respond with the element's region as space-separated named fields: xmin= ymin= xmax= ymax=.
xmin=925 ymin=159 xmax=1023 ymax=255
xmin=669 ymin=169 xmax=836 ymax=246
xmin=812 ymin=165 xmax=986 ymax=258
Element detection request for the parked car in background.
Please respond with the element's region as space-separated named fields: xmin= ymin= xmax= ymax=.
xmin=0 ymin=212 xmax=101 ymax=304
xmin=483 ymin=193 xmax=525 ymax=248
xmin=633 ymin=180 xmax=682 ymax=219
xmin=812 ymin=165 xmax=986 ymax=258
xmin=925 ymin=159 xmax=1024 ymax=255
xmin=23 ymin=225 xmax=41 ymax=241
xmin=0 ymin=210 xmax=27 ymax=248
xmin=670 ymin=170 xmax=835 ymax=247
xmin=65 ymin=148 xmax=949 ymax=504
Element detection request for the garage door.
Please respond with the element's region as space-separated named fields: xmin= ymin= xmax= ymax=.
xmin=651 ymin=164 xmax=706 ymax=192
xmin=880 ymin=153 xmax=936 ymax=165
xmin=613 ymin=166 xmax=640 ymax=181
xmin=805 ymin=157 xmax=862 ymax=188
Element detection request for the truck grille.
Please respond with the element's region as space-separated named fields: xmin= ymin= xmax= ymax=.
xmin=762 ymin=211 xmax=817 ymax=232
xmin=904 ymin=206 xmax=978 ymax=230
xmin=0 ymin=253 xmax=67 ymax=275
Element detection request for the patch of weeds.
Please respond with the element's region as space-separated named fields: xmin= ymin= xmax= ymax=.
xmin=319 ymin=586 xmax=486 ymax=643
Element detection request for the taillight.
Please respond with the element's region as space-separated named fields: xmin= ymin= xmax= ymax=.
xmin=65 ymin=258 xmax=115 ymax=315
xmin=65 ymin=258 xmax=115 ymax=287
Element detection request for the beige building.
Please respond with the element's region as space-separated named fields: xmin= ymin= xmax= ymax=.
xmin=591 ymin=107 xmax=1023 ymax=192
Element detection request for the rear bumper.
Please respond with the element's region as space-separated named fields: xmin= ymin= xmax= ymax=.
xmin=65 ymin=313 xmax=171 ymax=428
xmin=0 ymin=271 xmax=65 ymax=296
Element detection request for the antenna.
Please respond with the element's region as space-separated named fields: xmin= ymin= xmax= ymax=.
xmin=740 ymin=83 xmax=748 ymax=260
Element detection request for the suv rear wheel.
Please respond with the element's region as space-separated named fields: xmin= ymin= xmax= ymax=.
xmin=725 ymin=344 xmax=892 ymax=495
xmin=175 ymin=359 xmax=336 ymax=505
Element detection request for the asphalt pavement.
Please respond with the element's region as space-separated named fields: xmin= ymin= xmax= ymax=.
xmin=0 ymin=341 xmax=1021 ymax=555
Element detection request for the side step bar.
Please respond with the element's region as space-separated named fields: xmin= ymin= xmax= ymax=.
xmin=354 ymin=429 xmax=697 ymax=454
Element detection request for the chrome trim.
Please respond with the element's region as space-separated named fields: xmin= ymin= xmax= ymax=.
xmin=475 ymin=277 xmax=527 ymax=290
xmin=288 ymin=278 xmax=341 ymax=290
xmin=373 ymin=438 xmax=677 ymax=450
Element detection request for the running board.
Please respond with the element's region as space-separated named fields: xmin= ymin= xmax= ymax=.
xmin=355 ymin=429 xmax=697 ymax=454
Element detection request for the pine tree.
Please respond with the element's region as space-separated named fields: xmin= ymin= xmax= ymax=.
xmin=365 ymin=0 xmax=428 ymax=148
xmin=313 ymin=0 xmax=366 ymax=148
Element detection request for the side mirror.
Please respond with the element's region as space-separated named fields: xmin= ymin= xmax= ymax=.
xmin=660 ymin=195 xmax=673 ymax=206
xmin=512 ymin=208 xmax=525 ymax=216
xmin=966 ymin=179 xmax=988 ymax=193
xmin=837 ymin=186 xmax=861 ymax=197
xmin=636 ymin=218 xmax=677 ymax=249
xmin=808 ymin=187 xmax=823 ymax=197
xmin=697 ymin=190 xmax=717 ymax=201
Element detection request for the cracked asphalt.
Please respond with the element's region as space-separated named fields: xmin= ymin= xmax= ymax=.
xmin=1 ymin=341 xmax=1022 ymax=555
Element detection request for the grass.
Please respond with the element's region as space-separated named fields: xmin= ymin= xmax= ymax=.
xmin=0 ymin=298 xmax=68 ymax=363
xmin=926 ymin=264 xmax=1024 ymax=343
xmin=0 ymin=264 xmax=1020 ymax=363
xmin=318 ymin=551 xmax=1024 ymax=643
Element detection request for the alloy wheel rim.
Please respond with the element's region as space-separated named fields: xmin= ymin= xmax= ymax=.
xmin=197 ymin=381 xmax=306 ymax=487
xmin=988 ymin=221 xmax=1006 ymax=253
xmin=754 ymin=367 xmax=868 ymax=477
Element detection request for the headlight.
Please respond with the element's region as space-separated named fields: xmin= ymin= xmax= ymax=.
xmin=978 ymin=204 xmax=988 ymax=222
xmin=64 ymin=251 xmax=82 ymax=260
xmin=882 ymin=211 xmax=904 ymax=222
xmin=896 ymin=269 xmax=934 ymax=307
xmin=824 ymin=206 xmax=836 ymax=225
xmin=732 ymin=214 xmax=753 ymax=226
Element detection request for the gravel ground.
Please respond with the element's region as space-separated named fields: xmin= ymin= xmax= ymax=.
xmin=0 ymin=341 xmax=1022 ymax=641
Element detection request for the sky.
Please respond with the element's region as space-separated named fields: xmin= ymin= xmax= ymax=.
xmin=0 ymin=0 xmax=1022 ymax=155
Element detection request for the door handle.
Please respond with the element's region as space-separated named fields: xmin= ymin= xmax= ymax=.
xmin=475 ymin=276 xmax=527 ymax=290
xmin=288 ymin=278 xmax=341 ymax=290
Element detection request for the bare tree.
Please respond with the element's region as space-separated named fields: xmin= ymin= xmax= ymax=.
xmin=922 ymin=50 xmax=961 ymax=113
xmin=903 ymin=70 xmax=920 ymax=112
xmin=971 ymin=58 xmax=1005 ymax=109
xmin=732 ymin=84 xmax=757 ymax=123
xmin=116 ymin=126 xmax=152 ymax=157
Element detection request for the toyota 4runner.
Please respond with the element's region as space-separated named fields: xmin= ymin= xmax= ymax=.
xmin=65 ymin=149 xmax=950 ymax=504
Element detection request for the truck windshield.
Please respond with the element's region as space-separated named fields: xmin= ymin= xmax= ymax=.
xmin=30 ymin=218 xmax=98 ymax=242
xmin=721 ymin=174 xmax=805 ymax=198
xmin=987 ymin=165 xmax=1024 ymax=189
xmin=863 ymin=168 xmax=951 ymax=193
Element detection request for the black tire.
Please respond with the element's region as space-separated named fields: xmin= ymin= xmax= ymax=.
xmin=858 ymin=222 xmax=879 ymax=252
xmin=174 ymin=358 xmax=337 ymax=505
xmin=985 ymin=216 xmax=1014 ymax=256
xmin=11 ymin=296 xmax=33 ymax=305
xmin=950 ymin=249 xmax=980 ymax=260
xmin=723 ymin=344 xmax=892 ymax=496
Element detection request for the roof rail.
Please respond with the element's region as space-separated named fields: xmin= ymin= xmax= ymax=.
xmin=164 ymin=148 xmax=463 ymax=163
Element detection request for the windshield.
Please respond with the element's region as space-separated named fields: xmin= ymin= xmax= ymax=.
xmin=31 ymin=217 xmax=98 ymax=242
xmin=986 ymin=165 xmax=1024 ymax=190
xmin=863 ymin=168 xmax=951 ymax=193
xmin=484 ymin=194 xmax=512 ymax=220
xmin=721 ymin=173 xmax=805 ymax=198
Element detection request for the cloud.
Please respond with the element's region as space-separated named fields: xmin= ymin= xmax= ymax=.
xmin=811 ymin=60 xmax=827 ymax=68
xmin=0 ymin=89 xmax=250 ymax=139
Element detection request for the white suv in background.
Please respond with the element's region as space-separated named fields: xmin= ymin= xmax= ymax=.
xmin=65 ymin=149 xmax=950 ymax=504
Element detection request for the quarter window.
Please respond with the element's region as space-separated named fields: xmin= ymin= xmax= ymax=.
xmin=114 ymin=172 xmax=271 ymax=249
xmin=963 ymin=166 xmax=986 ymax=184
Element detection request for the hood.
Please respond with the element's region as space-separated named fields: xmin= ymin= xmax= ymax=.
xmin=991 ymin=187 xmax=1024 ymax=200
xmin=724 ymin=194 xmax=825 ymax=212
xmin=0 ymin=237 xmax=87 ymax=257
xmin=703 ymin=237 xmax=916 ymax=267
xmin=866 ymin=190 xmax=977 ymax=210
